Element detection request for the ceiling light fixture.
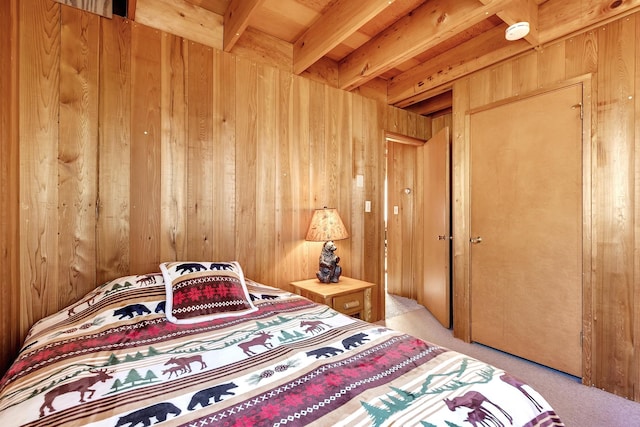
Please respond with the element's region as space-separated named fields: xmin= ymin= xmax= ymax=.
xmin=505 ymin=22 xmax=530 ymax=41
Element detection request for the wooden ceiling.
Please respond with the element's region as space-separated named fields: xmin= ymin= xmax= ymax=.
xmin=80 ymin=0 xmax=640 ymax=115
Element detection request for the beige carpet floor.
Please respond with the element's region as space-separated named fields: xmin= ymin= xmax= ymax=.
xmin=382 ymin=294 xmax=640 ymax=427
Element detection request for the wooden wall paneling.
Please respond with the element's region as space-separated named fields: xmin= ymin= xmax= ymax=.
xmin=385 ymin=138 xmax=400 ymax=295
xmin=537 ymin=41 xmax=566 ymax=88
xmin=386 ymin=106 xmax=402 ymax=135
xmin=350 ymin=94 xmax=365 ymax=279
xmin=468 ymin=69 xmax=493 ymax=110
xmin=332 ymin=87 xmax=353 ymax=277
xmin=580 ymin=76 xmax=595 ymax=388
xmin=558 ymin=17 xmax=598 ymax=388
xmin=405 ymin=109 xmax=419 ymax=138
xmin=452 ymin=77 xmax=472 ymax=342
xmin=403 ymin=108 xmax=425 ymax=301
xmin=489 ymin=62 xmax=513 ymax=103
xmin=306 ymin=80 xmax=327 ymax=274
xmin=309 ymin=80 xmax=328 ymax=205
xmin=564 ymin=30 xmax=598 ymax=78
xmin=414 ymin=114 xmax=432 ymax=308
xmin=186 ymin=41 xmax=215 ymax=261
xmin=235 ymin=56 xmax=258 ymax=277
xmin=211 ymin=49 xmax=237 ymax=261
xmin=594 ymin=16 xmax=636 ymax=398
xmin=387 ymin=142 xmax=416 ymax=299
xmin=97 ymin=15 xmax=131 ymax=283
xmin=635 ymin=15 xmax=640 ymax=402
xmin=401 ymin=143 xmax=416 ymax=300
xmin=19 ymin=0 xmax=61 ymax=332
xmin=160 ymin=34 xmax=188 ymax=262
xmin=274 ymin=71 xmax=295 ymax=286
xmin=431 ymin=114 xmax=451 ymax=136
xmin=369 ymin=98 xmax=386 ymax=321
xmin=130 ymin=23 xmax=162 ymax=274
xmin=386 ymin=108 xmax=412 ymax=299
xmin=512 ymin=53 xmax=539 ymax=96
xmin=255 ymin=64 xmax=278 ymax=284
xmin=414 ymin=132 xmax=426 ymax=307
xmin=58 ymin=6 xmax=99 ymax=306
xmin=0 ymin=0 xmax=20 ymax=374
xmin=290 ymin=75 xmax=312 ymax=283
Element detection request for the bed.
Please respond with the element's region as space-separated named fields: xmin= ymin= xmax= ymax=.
xmin=0 ymin=261 xmax=564 ymax=426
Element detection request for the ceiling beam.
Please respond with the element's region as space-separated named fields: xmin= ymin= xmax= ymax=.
xmin=53 ymin=0 xmax=113 ymax=17
xmin=338 ymin=0 xmax=515 ymax=91
xmin=389 ymin=0 xmax=640 ymax=107
xmin=388 ymin=24 xmax=529 ymax=106
xmin=128 ymin=0 xmax=137 ymax=20
xmin=185 ymin=0 xmax=228 ymax=15
xmin=135 ymin=0 xmax=223 ymax=49
xmin=537 ymin=0 xmax=640 ymax=42
xmin=223 ymin=0 xmax=266 ymax=52
xmin=480 ymin=0 xmax=539 ymax=45
xmin=406 ymin=91 xmax=453 ymax=116
xmin=293 ymin=0 xmax=394 ymax=75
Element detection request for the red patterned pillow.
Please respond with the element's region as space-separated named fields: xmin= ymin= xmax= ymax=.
xmin=160 ymin=261 xmax=257 ymax=324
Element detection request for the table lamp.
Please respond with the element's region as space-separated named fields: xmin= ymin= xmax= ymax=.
xmin=305 ymin=207 xmax=349 ymax=283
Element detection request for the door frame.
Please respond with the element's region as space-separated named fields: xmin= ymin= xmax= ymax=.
xmin=384 ymin=131 xmax=425 ymax=305
xmin=384 ymin=130 xmax=452 ymax=326
xmin=452 ymin=75 xmax=594 ymax=384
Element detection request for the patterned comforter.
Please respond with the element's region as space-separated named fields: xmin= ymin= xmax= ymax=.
xmin=0 ymin=273 xmax=564 ymax=426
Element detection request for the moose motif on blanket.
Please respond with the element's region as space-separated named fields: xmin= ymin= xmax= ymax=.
xmin=444 ymin=391 xmax=513 ymax=427
xmin=39 ymin=369 xmax=113 ymax=417
xmin=163 ymin=355 xmax=207 ymax=376
xmin=239 ymin=332 xmax=273 ymax=356
xmin=300 ymin=320 xmax=329 ymax=335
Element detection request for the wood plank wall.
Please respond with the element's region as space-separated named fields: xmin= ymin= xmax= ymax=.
xmin=0 ymin=0 xmax=429 ymax=374
xmin=452 ymin=16 xmax=640 ymax=400
xmin=0 ymin=0 xmax=20 ymax=375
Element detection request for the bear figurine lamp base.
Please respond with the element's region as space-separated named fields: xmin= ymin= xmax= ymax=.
xmin=305 ymin=208 xmax=349 ymax=284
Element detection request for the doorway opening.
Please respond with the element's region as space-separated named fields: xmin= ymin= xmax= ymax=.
xmin=383 ymin=128 xmax=452 ymax=327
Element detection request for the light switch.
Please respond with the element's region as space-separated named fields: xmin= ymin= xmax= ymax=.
xmin=356 ymin=174 xmax=364 ymax=188
xmin=394 ymin=205 xmax=399 ymax=215
xmin=365 ymin=200 xmax=371 ymax=212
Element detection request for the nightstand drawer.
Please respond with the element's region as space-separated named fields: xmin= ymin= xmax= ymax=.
xmin=290 ymin=276 xmax=376 ymax=322
xmin=333 ymin=291 xmax=364 ymax=316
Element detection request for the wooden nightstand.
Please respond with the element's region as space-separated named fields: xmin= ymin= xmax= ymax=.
xmin=290 ymin=276 xmax=376 ymax=322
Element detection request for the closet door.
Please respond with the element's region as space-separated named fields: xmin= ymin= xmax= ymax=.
xmin=470 ymin=84 xmax=583 ymax=377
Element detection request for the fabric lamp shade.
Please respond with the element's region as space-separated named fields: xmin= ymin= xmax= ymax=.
xmin=305 ymin=208 xmax=349 ymax=242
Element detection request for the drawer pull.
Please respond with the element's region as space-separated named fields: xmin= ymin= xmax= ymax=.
xmin=343 ymin=300 xmax=360 ymax=309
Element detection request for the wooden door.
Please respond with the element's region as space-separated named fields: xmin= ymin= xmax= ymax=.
xmin=470 ymin=84 xmax=583 ymax=377
xmin=417 ymin=127 xmax=451 ymax=327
